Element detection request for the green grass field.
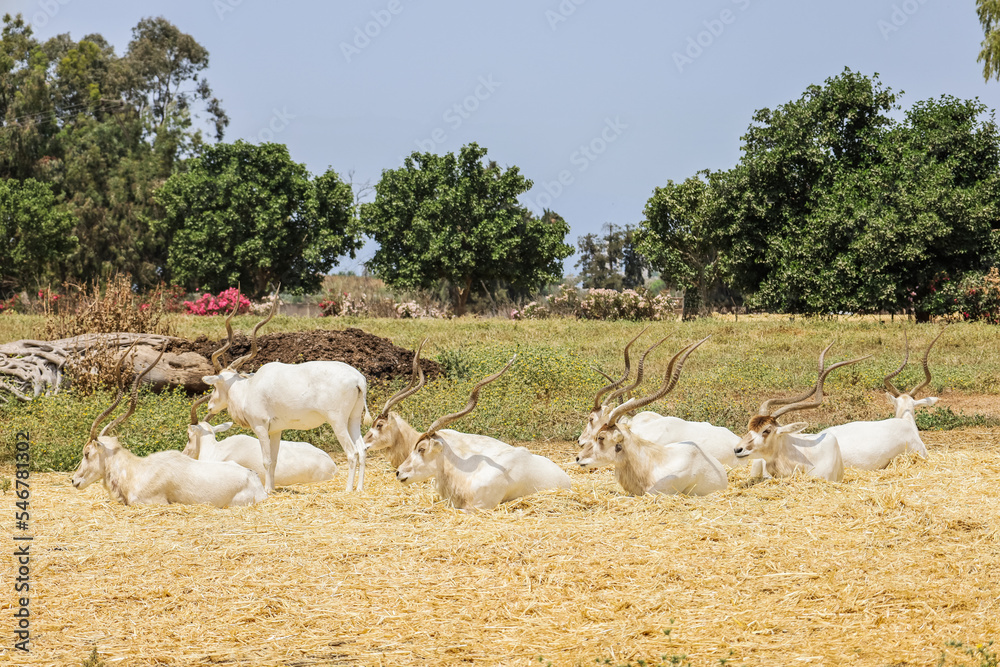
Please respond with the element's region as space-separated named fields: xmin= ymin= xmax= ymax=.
xmin=1 ymin=313 xmax=998 ymax=471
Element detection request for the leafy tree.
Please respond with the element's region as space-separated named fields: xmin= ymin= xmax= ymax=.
xmin=705 ymin=69 xmax=999 ymax=315
xmin=361 ymin=143 xmax=571 ymax=315
xmin=0 ymin=178 xmax=77 ymax=292
xmin=119 ymin=16 xmax=228 ymax=142
xmin=636 ymin=174 xmax=722 ymax=314
xmin=575 ymin=223 xmax=648 ymax=290
xmin=710 ymin=69 xmax=898 ymax=310
xmin=155 ymin=141 xmax=362 ymax=296
xmin=0 ymin=14 xmax=227 ymax=289
xmin=796 ymin=95 xmax=1000 ymax=317
xmin=639 ymin=69 xmax=1000 ymax=316
xmin=979 ymin=0 xmax=1000 ymax=82
xmin=509 ymin=208 xmax=572 ymax=298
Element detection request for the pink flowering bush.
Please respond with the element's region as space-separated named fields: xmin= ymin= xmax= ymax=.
xmin=318 ymin=297 xmax=340 ymax=316
xmin=183 ymin=288 xmax=251 ymax=316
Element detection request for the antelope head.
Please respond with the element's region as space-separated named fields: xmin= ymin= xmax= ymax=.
xmin=883 ymin=327 xmax=946 ymax=421
xmin=73 ymin=342 xmax=166 ymax=489
xmin=578 ymin=327 xmax=656 ymax=448
xmin=577 ymin=337 xmax=709 ymax=469
xmin=396 ymin=355 xmax=516 ymax=484
xmin=734 ymin=343 xmax=870 ymax=461
xmin=202 ymin=288 xmax=278 ymax=416
xmin=364 ymin=338 xmax=428 ymax=454
xmin=184 ymin=393 xmax=235 ymax=458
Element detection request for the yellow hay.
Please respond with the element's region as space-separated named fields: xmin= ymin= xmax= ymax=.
xmin=2 ymin=429 xmax=999 ymax=666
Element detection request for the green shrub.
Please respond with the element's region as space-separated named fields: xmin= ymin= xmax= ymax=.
xmin=916 ymin=407 xmax=1000 ymax=431
xmin=0 ymin=387 xmax=193 ymax=472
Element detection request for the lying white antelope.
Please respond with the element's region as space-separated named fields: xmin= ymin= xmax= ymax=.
xmin=392 ymin=356 xmax=572 ymax=511
xmin=580 ymin=330 xmax=742 ymax=468
xmin=72 ymin=343 xmax=267 ymax=507
xmin=576 ymin=337 xmax=728 ymax=496
xmin=734 ymin=343 xmax=869 ymax=482
xmin=817 ymin=329 xmax=945 ymax=469
xmin=184 ymin=395 xmax=337 ymax=486
xmin=202 ymin=296 xmax=371 ymax=493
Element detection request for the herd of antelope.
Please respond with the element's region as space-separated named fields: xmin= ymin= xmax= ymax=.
xmin=71 ymin=298 xmax=950 ymax=511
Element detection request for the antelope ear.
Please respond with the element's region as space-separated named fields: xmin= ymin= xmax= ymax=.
xmin=203 ymin=374 xmax=221 ymax=385
xmin=915 ymin=397 xmax=939 ymax=408
xmin=214 ymin=422 xmax=234 ymax=433
xmin=777 ymin=422 xmax=808 ymax=434
xmin=884 ymin=392 xmax=899 ymax=405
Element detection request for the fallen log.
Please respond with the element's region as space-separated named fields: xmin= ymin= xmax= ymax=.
xmin=0 ymin=333 xmax=212 ymax=402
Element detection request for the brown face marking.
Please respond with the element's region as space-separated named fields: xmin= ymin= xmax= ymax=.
xmin=747 ymin=415 xmax=778 ymax=432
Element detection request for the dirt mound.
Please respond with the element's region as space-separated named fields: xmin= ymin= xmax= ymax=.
xmin=168 ymin=328 xmax=442 ymax=383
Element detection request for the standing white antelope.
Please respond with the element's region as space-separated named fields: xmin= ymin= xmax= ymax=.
xmin=391 ymin=355 xmax=573 ymax=511
xmin=576 ymin=337 xmax=729 ymax=496
xmin=202 ymin=295 xmax=371 ymax=493
xmin=580 ymin=330 xmax=743 ymax=468
xmin=817 ymin=329 xmax=945 ymax=470
xmin=72 ymin=343 xmax=267 ymax=507
xmin=734 ymin=343 xmax=869 ymax=482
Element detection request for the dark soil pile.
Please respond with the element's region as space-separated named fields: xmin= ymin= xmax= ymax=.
xmin=167 ymin=328 xmax=442 ymax=383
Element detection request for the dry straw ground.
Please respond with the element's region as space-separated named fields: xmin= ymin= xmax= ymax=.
xmin=2 ymin=429 xmax=999 ymax=666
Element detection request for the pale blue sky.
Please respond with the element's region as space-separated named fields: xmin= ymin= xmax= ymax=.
xmin=7 ymin=0 xmax=995 ymax=275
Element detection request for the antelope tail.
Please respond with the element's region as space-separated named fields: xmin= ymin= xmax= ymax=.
xmin=361 ymin=386 xmax=373 ymax=427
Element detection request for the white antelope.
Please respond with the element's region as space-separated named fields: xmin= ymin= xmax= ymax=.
xmin=734 ymin=343 xmax=869 ymax=482
xmin=817 ymin=329 xmax=945 ymax=470
xmin=184 ymin=395 xmax=337 ymax=486
xmin=202 ymin=296 xmax=371 ymax=493
xmin=580 ymin=331 xmax=743 ymax=468
xmin=72 ymin=343 xmax=266 ymax=507
xmin=576 ymin=337 xmax=728 ymax=496
xmin=392 ymin=356 xmax=572 ymax=511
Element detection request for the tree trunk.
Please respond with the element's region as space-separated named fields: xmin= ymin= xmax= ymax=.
xmin=454 ymin=277 xmax=473 ymax=316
